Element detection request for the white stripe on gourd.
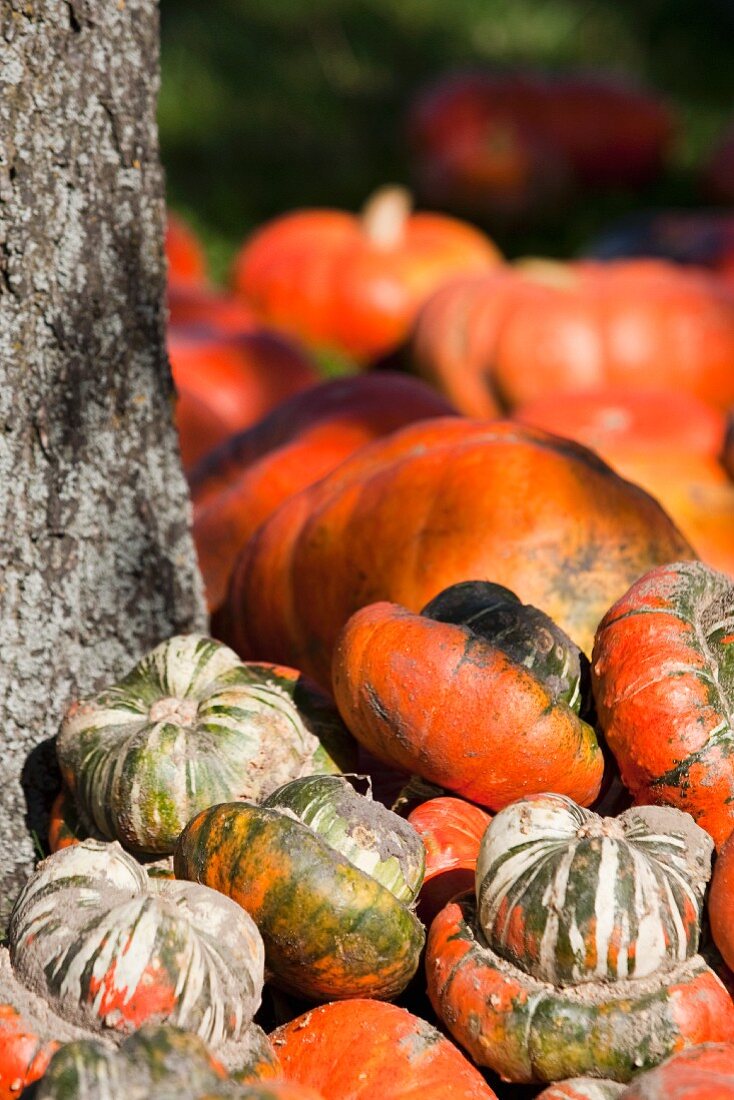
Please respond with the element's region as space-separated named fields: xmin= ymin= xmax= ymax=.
xmin=8 ymin=840 xmax=264 ymax=1046
xmin=57 ymin=635 xmax=321 ymax=853
xmin=476 ymin=793 xmax=712 ymax=986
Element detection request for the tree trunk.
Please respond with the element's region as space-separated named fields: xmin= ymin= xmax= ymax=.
xmin=0 ymin=0 xmax=206 ymax=924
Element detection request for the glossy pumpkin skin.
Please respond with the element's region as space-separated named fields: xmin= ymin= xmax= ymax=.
xmin=621 ymin=1043 xmax=734 ymax=1099
xmin=476 ymin=794 xmax=712 ymax=986
xmin=191 ymin=373 xmax=455 ymax=612
xmin=270 ymin=998 xmax=498 ymax=1099
xmin=427 ymin=897 xmax=734 ymax=1084
xmin=333 ymin=601 xmax=603 ymax=810
xmin=592 ymin=561 xmax=734 ymax=848
xmin=515 ymin=389 xmax=734 ymax=577
xmin=170 ymin=329 xmax=317 ymax=473
xmin=227 ymin=419 xmax=692 ymax=686
xmin=174 ymin=801 xmax=425 ymax=1002
xmin=9 ymin=840 xmax=265 ymax=1050
xmin=57 ymin=635 xmax=353 ymax=855
xmin=0 ymin=1008 xmax=59 ymax=1100
xmin=407 ymin=797 xmax=492 ymax=926
xmin=262 ymin=775 xmax=425 ymax=904
xmin=231 ymin=187 xmax=500 ymax=362
xmin=411 ymin=261 xmax=734 ymax=416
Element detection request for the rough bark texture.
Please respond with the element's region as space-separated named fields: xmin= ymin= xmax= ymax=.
xmin=0 ymin=0 xmax=207 ymax=925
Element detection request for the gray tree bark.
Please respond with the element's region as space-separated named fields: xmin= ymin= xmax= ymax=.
xmin=0 ymin=0 xmax=207 ymax=924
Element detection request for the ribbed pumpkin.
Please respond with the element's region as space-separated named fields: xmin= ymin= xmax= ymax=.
xmin=536 ymin=1083 xmax=624 ymax=1100
xmin=427 ymin=794 xmax=732 ymax=1083
xmin=170 ymin=329 xmax=318 ymax=473
xmin=410 ymin=260 xmax=734 ymax=415
xmin=270 ymin=999 xmax=498 ymax=1099
xmin=592 ymin=561 xmax=734 ymax=848
xmin=231 ymin=186 xmax=500 ymax=363
xmin=407 ymin=796 xmax=492 ymax=925
xmin=620 ymin=1043 xmax=734 ymax=1098
xmin=26 ymin=1026 xmax=320 ymax=1100
xmin=174 ymin=799 xmax=425 ymax=1002
xmin=9 ymin=841 xmax=265 ymax=1065
xmin=332 ymin=587 xmax=603 ymax=810
xmin=191 ymin=373 xmax=455 ymax=612
xmin=515 ymin=389 xmax=734 ymax=577
xmin=57 ymin=635 xmax=354 ymax=855
xmin=226 ymin=419 xmax=692 ymax=686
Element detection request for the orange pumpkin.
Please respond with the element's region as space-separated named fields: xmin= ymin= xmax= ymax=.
xmin=165 ymin=212 xmax=208 ymax=288
xmin=270 ymin=999 xmax=498 ymax=1099
xmin=407 ymin=797 xmax=491 ymax=926
xmin=411 ymin=260 xmax=734 ymax=414
xmin=708 ymin=833 xmax=734 ymax=972
xmin=168 ymin=284 xmax=258 ymax=334
xmin=620 ymin=1044 xmax=734 ymax=1098
xmin=232 ymin=186 xmax=501 ymax=363
xmin=169 ymin=328 xmax=318 ymax=472
xmin=192 ymin=373 xmax=454 ymax=611
xmin=514 ymin=388 xmax=734 ymax=577
xmin=225 ymin=418 xmax=693 ymax=687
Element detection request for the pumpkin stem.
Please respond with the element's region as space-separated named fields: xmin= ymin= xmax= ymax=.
xmin=361 ymin=185 xmax=412 ymax=248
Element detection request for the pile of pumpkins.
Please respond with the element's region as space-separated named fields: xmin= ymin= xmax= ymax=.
xmin=14 ymin=102 xmax=734 ymax=1091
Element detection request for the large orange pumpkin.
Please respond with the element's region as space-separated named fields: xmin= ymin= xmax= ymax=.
xmin=225 ymin=418 xmax=693 ymax=687
xmin=191 ymin=373 xmax=454 ymax=611
xmin=620 ymin=1044 xmax=734 ymax=1098
xmin=270 ymin=999 xmax=498 ymax=1099
xmin=408 ymin=71 xmax=673 ymax=222
xmin=411 ymin=260 xmax=734 ymax=413
xmin=169 ymin=328 xmax=318 ymax=471
xmin=232 ymin=187 xmax=500 ymax=363
xmin=514 ymin=388 xmax=734 ymax=577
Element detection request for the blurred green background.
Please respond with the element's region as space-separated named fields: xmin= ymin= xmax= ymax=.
xmin=159 ymin=0 xmax=734 ymax=282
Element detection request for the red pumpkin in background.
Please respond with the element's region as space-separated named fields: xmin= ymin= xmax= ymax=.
xmin=232 ymin=186 xmax=501 ymax=363
xmin=703 ymin=122 xmax=734 ymax=203
xmin=191 ymin=373 xmax=454 ymax=611
xmin=408 ymin=71 xmax=673 ymax=223
xmin=168 ymin=284 xmax=258 ymax=334
xmin=407 ymin=797 xmax=492 ymax=925
xmin=170 ymin=328 xmax=319 ymax=472
xmin=165 ymin=212 xmax=208 ymax=287
xmin=515 ymin=388 xmax=734 ymax=577
xmin=411 ymin=259 xmax=734 ymax=413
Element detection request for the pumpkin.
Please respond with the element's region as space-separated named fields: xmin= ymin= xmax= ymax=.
xmin=332 ymin=593 xmax=603 ymax=810
xmin=57 ymin=635 xmax=354 ymax=855
xmin=166 ymin=213 xmax=208 ymax=288
xmin=584 ymin=209 xmax=734 ymax=290
xmin=620 ymin=1043 xmax=734 ymax=1098
xmin=536 ymin=1083 xmax=624 ymax=1100
xmin=708 ymin=832 xmax=734 ymax=972
xmin=231 ymin=186 xmax=500 ymax=363
xmin=427 ymin=795 xmax=732 ymax=1083
xmin=169 ymin=328 xmax=318 ymax=472
xmin=26 ymin=1026 xmax=320 ymax=1100
xmin=407 ymin=71 xmax=673 ymax=223
xmin=261 ymin=775 xmax=425 ymax=904
xmin=407 ymin=796 xmax=492 ymax=926
xmin=410 ymin=260 xmax=734 ymax=415
xmin=270 ymin=998 xmax=499 ymax=1099
xmin=191 ymin=373 xmax=455 ymax=613
xmin=515 ymin=389 xmax=734 ymax=577
xmin=8 ymin=841 xmax=266 ymax=1068
xmin=174 ymin=800 xmax=425 ymax=1001
xmin=226 ymin=419 xmax=692 ymax=686
xmin=168 ymin=285 xmax=257 ymax=334
xmin=592 ymin=561 xmax=734 ymax=847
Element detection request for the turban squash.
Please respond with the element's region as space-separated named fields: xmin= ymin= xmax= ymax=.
xmin=225 ymin=419 xmax=692 ymax=686
xmin=427 ymin=793 xmax=733 ymax=1083
xmin=592 ymin=561 xmax=734 ymax=847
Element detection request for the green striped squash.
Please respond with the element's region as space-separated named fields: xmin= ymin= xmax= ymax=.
xmin=57 ymin=635 xmax=354 ymax=854
xmin=475 ymin=793 xmax=712 ymax=985
xmin=8 ymin=840 xmax=265 ymax=1051
xmin=262 ymin=775 xmax=425 ymax=903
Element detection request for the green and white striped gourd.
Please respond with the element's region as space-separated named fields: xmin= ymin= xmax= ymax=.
xmin=262 ymin=775 xmax=425 ymax=903
xmin=57 ymin=634 xmax=350 ymax=854
xmin=8 ymin=840 xmax=264 ymax=1053
xmin=475 ymin=792 xmax=713 ymax=985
